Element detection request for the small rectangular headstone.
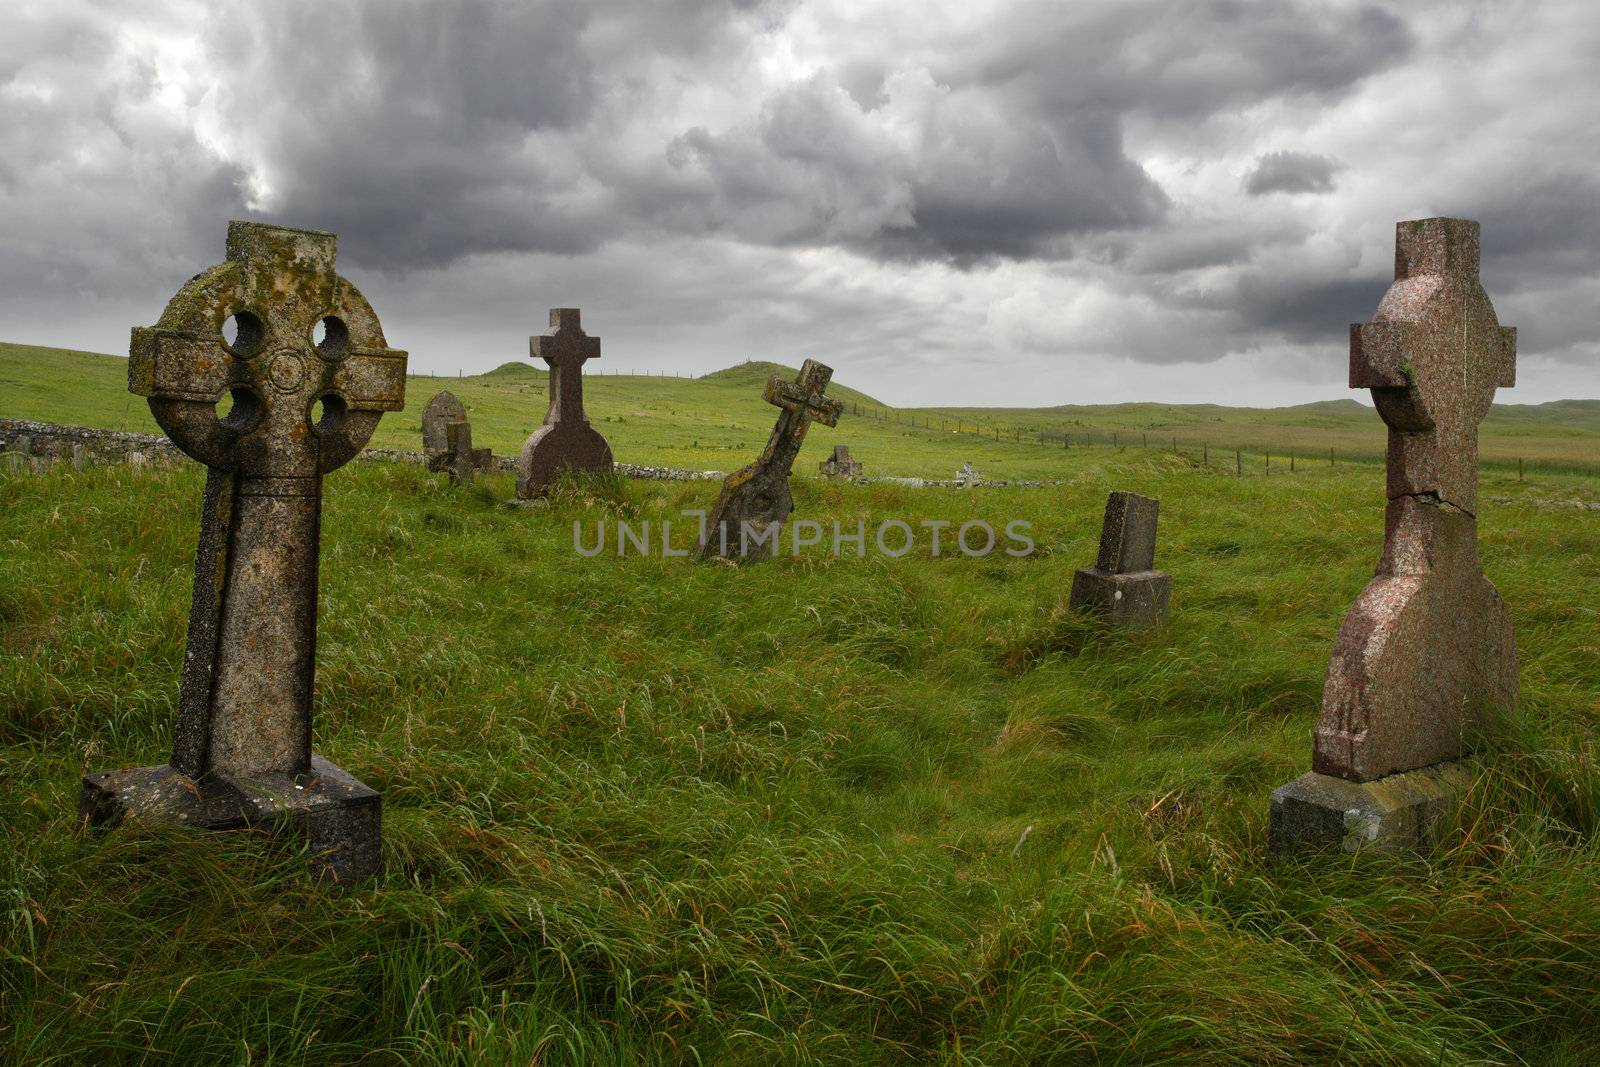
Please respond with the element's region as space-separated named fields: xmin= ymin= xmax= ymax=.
xmin=1070 ymin=490 xmax=1169 ymax=626
xmin=1095 ymin=491 xmax=1159 ymax=574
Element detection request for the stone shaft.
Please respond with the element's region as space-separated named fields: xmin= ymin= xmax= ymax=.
xmin=205 ymin=476 xmax=320 ymax=777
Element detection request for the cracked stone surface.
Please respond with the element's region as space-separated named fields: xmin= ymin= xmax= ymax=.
xmin=1313 ymin=218 xmax=1519 ymax=784
xmin=516 ymin=308 xmax=613 ymax=498
xmin=79 ymin=221 xmax=405 ymax=884
xmin=696 ymin=359 xmax=842 ymax=562
xmin=1070 ymin=491 xmax=1170 ymax=626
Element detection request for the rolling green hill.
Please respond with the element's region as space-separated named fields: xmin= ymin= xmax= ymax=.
xmin=3 ymin=341 xmax=1597 ymax=480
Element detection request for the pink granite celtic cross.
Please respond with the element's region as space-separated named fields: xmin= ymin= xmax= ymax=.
xmin=1314 ymin=217 xmax=1518 ymax=782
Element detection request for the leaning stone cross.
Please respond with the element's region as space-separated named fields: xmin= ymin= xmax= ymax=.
xmin=696 ymin=359 xmax=842 ymax=561
xmin=1271 ymin=217 xmax=1518 ymax=853
xmin=1069 ymin=491 xmax=1171 ymax=626
xmin=515 ymin=308 xmax=613 ymax=498
xmin=80 ymin=221 xmax=406 ymax=884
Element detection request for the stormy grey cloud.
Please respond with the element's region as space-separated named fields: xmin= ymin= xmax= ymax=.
xmin=1 ymin=0 xmax=1596 ymax=406
xmin=1245 ymin=151 xmax=1343 ymax=196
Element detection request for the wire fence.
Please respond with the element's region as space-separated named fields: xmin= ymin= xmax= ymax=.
xmin=405 ymin=372 xmax=1597 ymax=482
xmin=836 ymin=401 xmax=1600 ymax=481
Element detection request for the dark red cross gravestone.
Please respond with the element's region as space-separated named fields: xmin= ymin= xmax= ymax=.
xmin=696 ymin=359 xmax=842 ymax=561
xmin=515 ymin=308 xmax=613 ymax=498
xmin=1271 ymin=217 xmax=1518 ymax=853
xmin=80 ymin=222 xmax=406 ymax=884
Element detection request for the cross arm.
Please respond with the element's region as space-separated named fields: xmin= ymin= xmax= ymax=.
xmin=130 ymin=327 xmax=231 ymax=402
xmin=329 ymin=349 xmax=408 ymax=411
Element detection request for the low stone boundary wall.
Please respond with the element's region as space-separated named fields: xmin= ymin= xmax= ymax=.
xmin=363 ymin=446 xmax=728 ymax=483
xmin=2 ymin=418 xmax=1065 ymax=489
xmin=0 ymin=418 xmax=183 ymax=470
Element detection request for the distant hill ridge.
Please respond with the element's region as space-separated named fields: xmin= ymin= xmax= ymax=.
xmin=2 ymin=342 xmax=1595 ymax=433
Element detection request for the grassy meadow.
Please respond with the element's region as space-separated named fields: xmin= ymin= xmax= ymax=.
xmin=2 ymin=407 xmax=1598 ymax=1062
xmin=4 ymin=341 xmax=1598 ymax=481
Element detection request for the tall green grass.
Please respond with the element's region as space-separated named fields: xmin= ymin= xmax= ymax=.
xmin=2 ymin=445 xmax=1597 ymax=1063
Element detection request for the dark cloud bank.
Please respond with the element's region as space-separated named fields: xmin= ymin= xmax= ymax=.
xmin=0 ymin=0 xmax=1594 ymax=403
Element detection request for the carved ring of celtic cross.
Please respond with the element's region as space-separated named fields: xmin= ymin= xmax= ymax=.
xmin=130 ymin=223 xmax=406 ymax=476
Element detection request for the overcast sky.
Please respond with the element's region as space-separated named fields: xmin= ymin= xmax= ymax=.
xmin=2 ymin=0 xmax=1595 ymax=407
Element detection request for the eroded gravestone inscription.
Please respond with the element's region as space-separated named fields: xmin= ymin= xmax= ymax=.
xmin=422 ymin=390 xmax=492 ymax=484
xmin=1271 ymin=217 xmax=1518 ymax=854
xmin=696 ymin=359 xmax=842 ymax=561
xmin=1069 ymin=491 xmax=1171 ymax=626
xmin=79 ymin=221 xmax=406 ymax=884
xmin=516 ymin=308 xmax=613 ymax=498
xmin=818 ymin=444 xmax=862 ymax=479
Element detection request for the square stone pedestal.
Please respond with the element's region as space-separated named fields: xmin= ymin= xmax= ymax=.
xmin=1070 ymin=567 xmax=1171 ymax=626
xmin=80 ymin=754 xmax=381 ymax=884
xmin=1269 ymin=760 xmax=1473 ymax=854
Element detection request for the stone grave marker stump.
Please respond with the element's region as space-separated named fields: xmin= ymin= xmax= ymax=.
xmin=697 ymin=359 xmax=842 ymax=561
xmin=818 ymin=444 xmax=863 ymax=479
xmin=515 ymin=308 xmax=613 ymax=498
xmin=79 ymin=221 xmax=406 ymax=885
xmin=1069 ymin=491 xmax=1171 ymax=626
xmin=1271 ymin=217 xmax=1518 ymax=854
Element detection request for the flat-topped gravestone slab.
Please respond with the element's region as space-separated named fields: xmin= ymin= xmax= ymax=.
xmin=1272 ymin=217 xmax=1518 ymax=855
xmin=516 ymin=308 xmax=613 ymax=498
xmin=1070 ymin=491 xmax=1170 ymax=626
xmin=819 ymin=444 xmax=862 ymax=479
xmin=422 ymin=390 xmax=492 ymax=484
xmin=697 ymin=359 xmax=842 ymax=561
xmin=78 ymin=221 xmax=405 ymax=885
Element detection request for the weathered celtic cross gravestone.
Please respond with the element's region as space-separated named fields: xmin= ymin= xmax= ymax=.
xmin=696 ymin=359 xmax=842 ymax=561
xmin=516 ymin=308 xmax=613 ymax=498
xmin=422 ymin=390 xmax=492 ymax=484
xmin=1271 ymin=217 xmax=1517 ymax=853
xmin=80 ymin=221 xmax=406 ymax=884
xmin=818 ymin=443 xmax=862 ymax=479
xmin=1069 ymin=491 xmax=1171 ymax=626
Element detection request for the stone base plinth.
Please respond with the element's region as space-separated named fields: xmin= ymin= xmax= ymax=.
xmin=1269 ymin=760 xmax=1473 ymax=854
xmin=1069 ymin=567 xmax=1171 ymax=625
xmin=80 ymin=753 xmax=381 ymax=884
